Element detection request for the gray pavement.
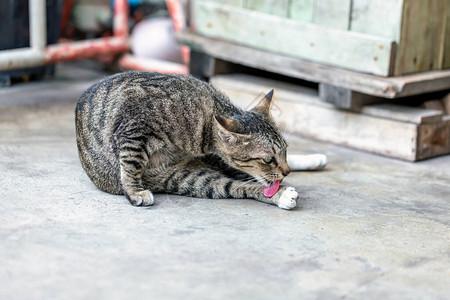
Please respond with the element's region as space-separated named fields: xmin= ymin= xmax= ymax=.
xmin=0 ymin=62 xmax=449 ymax=299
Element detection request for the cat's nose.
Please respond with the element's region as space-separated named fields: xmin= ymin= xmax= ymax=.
xmin=282 ymin=168 xmax=290 ymax=177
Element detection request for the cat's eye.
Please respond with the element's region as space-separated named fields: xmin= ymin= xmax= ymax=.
xmin=262 ymin=157 xmax=274 ymax=164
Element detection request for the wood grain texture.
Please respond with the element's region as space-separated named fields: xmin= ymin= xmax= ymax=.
xmin=177 ymin=32 xmax=450 ymax=98
xmin=423 ymin=100 xmax=445 ymax=113
xmin=318 ymin=83 xmax=383 ymax=111
xmin=443 ymin=93 xmax=450 ymax=115
xmin=395 ymin=0 xmax=448 ymax=75
xmin=443 ymin=1 xmax=450 ymax=68
xmin=313 ymin=0 xmax=352 ymax=30
xmin=195 ymin=0 xmax=395 ymax=76
xmin=361 ymin=104 xmax=444 ymax=125
xmin=417 ymin=117 xmax=450 ymax=160
xmin=246 ymin=0 xmax=289 ymax=17
xmin=210 ymin=73 xmax=450 ymax=161
xmin=289 ymin=0 xmax=314 ymax=22
xmin=350 ymin=0 xmax=404 ymax=41
xmin=205 ymin=0 xmax=245 ymax=7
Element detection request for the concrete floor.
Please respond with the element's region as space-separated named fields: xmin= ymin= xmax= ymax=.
xmin=1 ymin=62 xmax=449 ymax=300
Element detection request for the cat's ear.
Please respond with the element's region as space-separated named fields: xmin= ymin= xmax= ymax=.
xmin=215 ymin=115 xmax=250 ymax=146
xmin=215 ymin=115 xmax=239 ymax=133
xmin=250 ymin=89 xmax=274 ymax=116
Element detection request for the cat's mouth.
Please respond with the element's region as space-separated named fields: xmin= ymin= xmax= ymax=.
xmin=262 ymin=178 xmax=282 ymax=187
xmin=263 ymin=179 xmax=281 ymax=197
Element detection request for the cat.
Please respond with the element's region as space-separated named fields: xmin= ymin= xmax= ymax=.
xmin=75 ymin=71 xmax=299 ymax=209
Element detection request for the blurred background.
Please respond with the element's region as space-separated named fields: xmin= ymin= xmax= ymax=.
xmin=1 ymin=0 xmax=449 ymax=161
xmin=1 ymin=1 xmax=450 ymax=299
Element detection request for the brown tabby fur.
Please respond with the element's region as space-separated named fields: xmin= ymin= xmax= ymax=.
xmin=75 ymin=71 xmax=295 ymax=208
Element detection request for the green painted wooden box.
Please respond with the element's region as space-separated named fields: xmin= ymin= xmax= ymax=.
xmin=192 ymin=0 xmax=450 ymax=76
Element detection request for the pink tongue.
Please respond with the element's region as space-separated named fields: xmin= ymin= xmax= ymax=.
xmin=263 ymin=180 xmax=281 ymax=197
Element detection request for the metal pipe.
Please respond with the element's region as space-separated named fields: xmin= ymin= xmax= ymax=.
xmin=0 ymin=0 xmax=47 ymax=70
xmin=46 ymin=37 xmax=128 ymax=64
xmin=166 ymin=0 xmax=190 ymax=65
xmin=118 ymin=53 xmax=188 ymax=74
xmin=0 ymin=0 xmax=188 ymax=75
xmin=46 ymin=0 xmax=129 ymax=64
xmin=0 ymin=48 xmax=45 ymax=70
xmin=0 ymin=0 xmax=129 ymax=71
xmin=30 ymin=0 xmax=47 ymax=52
xmin=113 ymin=0 xmax=129 ymax=38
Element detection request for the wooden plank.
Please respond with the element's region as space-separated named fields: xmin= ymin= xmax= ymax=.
xmin=443 ymin=1 xmax=450 ymax=68
xmin=417 ymin=117 xmax=450 ymax=160
xmin=246 ymin=0 xmax=289 ymax=17
xmin=395 ymin=0 xmax=448 ymax=75
xmin=210 ymin=75 xmax=418 ymax=161
xmin=289 ymin=0 xmax=314 ymax=22
xmin=443 ymin=93 xmax=450 ymax=115
xmin=361 ymin=104 xmax=444 ymax=125
xmin=177 ymin=32 xmax=450 ymax=98
xmin=388 ymin=70 xmax=450 ymax=97
xmin=189 ymin=50 xmax=239 ymax=79
xmin=313 ymin=0 xmax=352 ymax=30
xmin=423 ymin=100 xmax=445 ymax=113
xmin=205 ymin=0 xmax=245 ymax=7
xmin=210 ymin=74 xmax=450 ymax=161
xmin=350 ymin=0 xmax=404 ymax=41
xmin=318 ymin=83 xmax=383 ymax=111
xmin=194 ymin=0 xmax=395 ymax=76
xmin=212 ymin=73 xmax=445 ymax=124
xmin=210 ymin=73 xmax=322 ymax=106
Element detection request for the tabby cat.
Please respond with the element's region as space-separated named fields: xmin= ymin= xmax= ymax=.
xmin=75 ymin=71 xmax=298 ymax=210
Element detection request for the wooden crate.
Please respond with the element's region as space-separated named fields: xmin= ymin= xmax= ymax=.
xmin=177 ymin=32 xmax=450 ymax=110
xmin=192 ymin=0 xmax=450 ymax=76
xmin=210 ymin=73 xmax=450 ymax=161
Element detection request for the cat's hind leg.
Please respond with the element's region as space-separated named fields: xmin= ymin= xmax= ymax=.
xmin=117 ymin=134 xmax=164 ymax=206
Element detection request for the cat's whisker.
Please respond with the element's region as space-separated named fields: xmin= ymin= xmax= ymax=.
xmin=231 ymin=180 xmax=255 ymax=192
xmin=283 ymin=126 xmax=294 ymax=140
xmin=232 ymin=176 xmax=266 ymax=192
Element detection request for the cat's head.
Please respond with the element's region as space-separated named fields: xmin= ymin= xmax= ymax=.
xmin=215 ymin=90 xmax=290 ymax=186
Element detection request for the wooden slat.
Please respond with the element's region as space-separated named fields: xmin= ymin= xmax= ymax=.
xmin=177 ymin=32 xmax=450 ymax=98
xmin=210 ymin=74 xmax=450 ymax=161
xmin=205 ymin=0 xmax=245 ymax=7
xmin=417 ymin=117 xmax=450 ymax=160
xmin=246 ymin=0 xmax=289 ymax=17
xmin=361 ymin=104 xmax=444 ymax=125
xmin=194 ymin=0 xmax=395 ymax=76
xmin=313 ymin=0 xmax=352 ymax=30
xmin=395 ymin=0 xmax=448 ymax=75
xmin=210 ymin=75 xmax=416 ymax=160
xmin=289 ymin=0 xmax=314 ymax=22
xmin=350 ymin=0 xmax=404 ymax=41
xmin=443 ymin=2 xmax=450 ymax=68
xmin=443 ymin=93 xmax=450 ymax=115
xmin=319 ymin=83 xmax=383 ymax=111
xmin=212 ymin=73 xmax=445 ymax=124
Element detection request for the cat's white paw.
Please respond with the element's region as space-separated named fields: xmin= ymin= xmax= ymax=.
xmin=129 ymin=190 xmax=154 ymax=206
xmin=277 ymin=187 xmax=298 ymax=210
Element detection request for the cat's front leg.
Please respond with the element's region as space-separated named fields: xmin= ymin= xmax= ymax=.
xmin=241 ymin=185 xmax=299 ymax=210
xmin=269 ymin=186 xmax=299 ymax=210
xmin=225 ymin=181 xmax=299 ymax=210
xmin=118 ymin=138 xmax=155 ymax=206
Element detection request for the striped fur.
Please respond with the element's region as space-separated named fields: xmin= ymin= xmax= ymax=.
xmin=75 ymin=71 xmax=294 ymax=208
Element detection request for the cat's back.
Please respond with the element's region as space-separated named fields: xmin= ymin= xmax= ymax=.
xmin=74 ymin=71 xmax=240 ymax=194
xmin=76 ymin=71 xmax=219 ymax=118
